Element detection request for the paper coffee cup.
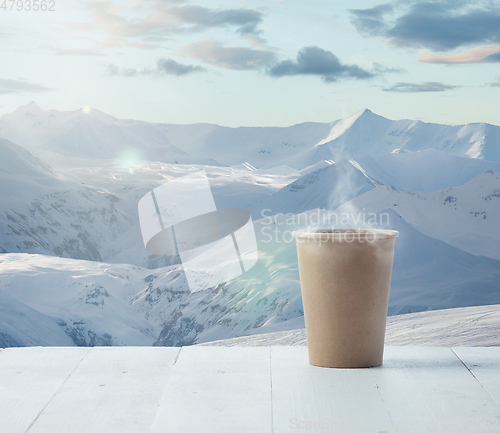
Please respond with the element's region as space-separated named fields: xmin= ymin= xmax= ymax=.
xmin=293 ymin=229 xmax=399 ymax=368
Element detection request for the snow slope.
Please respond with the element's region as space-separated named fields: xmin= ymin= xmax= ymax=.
xmin=0 ymin=290 xmax=74 ymax=347
xmin=0 ymin=254 xmax=155 ymax=346
xmin=0 ymin=140 xmax=134 ymax=261
xmin=251 ymin=159 xmax=377 ymax=219
xmin=258 ymin=208 xmax=500 ymax=316
xmin=334 ymin=171 xmax=500 ymax=260
xmin=355 ymin=149 xmax=500 ymax=192
xmin=0 ymin=102 xmax=214 ymax=165
xmin=0 ymin=251 xmax=301 ymax=347
xmin=0 ymin=139 xmax=295 ymax=266
xmin=387 ymin=209 xmax=500 ymax=314
xmin=1 ymin=103 xmax=500 ymax=347
xmin=197 ymin=304 xmax=500 ymax=347
xmin=163 ymin=121 xmax=333 ymax=168
xmin=295 ymin=109 xmax=500 ymax=164
xmin=0 ymin=138 xmax=65 ymax=205
xmin=2 ymin=207 xmax=499 ymax=347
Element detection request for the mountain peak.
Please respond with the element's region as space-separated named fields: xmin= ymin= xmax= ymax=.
xmin=20 ymin=101 xmax=42 ymax=110
xmin=353 ymin=108 xmax=373 ymax=118
xmin=347 ymin=108 xmax=389 ymax=123
xmin=9 ymin=101 xmax=44 ymax=117
xmin=316 ymin=109 xmax=388 ymax=146
xmin=332 ymin=108 xmax=371 ymax=126
xmin=333 ymin=108 xmax=388 ymax=130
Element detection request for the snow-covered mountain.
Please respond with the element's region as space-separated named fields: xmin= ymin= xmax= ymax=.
xmin=2 ymin=103 xmax=500 ymax=168
xmin=0 ymin=254 xmax=155 ymax=346
xmin=0 ymin=102 xmax=215 ymax=165
xmin=0 ymin=137 xmax=295 ymax=266
xmin=0 ymin=138 xmax=65 ymax=205
xmin=296 ymin=108 xmax=500 ymax=164
xmin=0 ymin=138 xmax=135 ymax=261
xmin=334 ymin=171 xmax=500 ymax=260
xmin=0 ymin=289 xmax=75 ymax=347
xmin=253 ymin=208 xmax=500 ymax=315
xmin=1 ymin=207 xmax=499 ymax=347
xmin=0 ymin=103 xmax=499 ymax=347
xmin=355 ymin=149 xmax=500 ymax=192
xmin=251 ymin=159 xmax=377 ymax=219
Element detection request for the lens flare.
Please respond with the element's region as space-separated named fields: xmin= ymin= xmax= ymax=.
xmin=118 ymin=148 xmax=144 ymax=173
xmin=82 ymin=105 xmax=92 ymax=114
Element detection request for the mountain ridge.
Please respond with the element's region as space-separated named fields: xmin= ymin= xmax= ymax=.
xmin=2 ymin=103 xmax=500 ymax=167
xmin=1 ymin=103 xmax=500 ymax=347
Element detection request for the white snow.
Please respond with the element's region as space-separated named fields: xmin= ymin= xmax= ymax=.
xmin=2 ymin=103 xmax=500 ymax=169
xmin=0 ymin=254 xmax=155 ymax=346
xmin=252 ymin=159 xmax=376 ymax=219
xmin=0 ymin=204 xmax=498 ymax=347
xmin=197 ymin=304 xmax=500 ymax=347
xmin=355 ymin=148 xmax=500 ymax=192
xmin=0 ymin=103 xmax=499 ymax=347
xmin=0 ymin=290 xmax=74 ymax=347
xmin=334 ymin=171 xmax=500 ymax=260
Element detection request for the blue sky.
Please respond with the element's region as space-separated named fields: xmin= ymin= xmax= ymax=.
xmin=1 ymin=0 xmax=500 ymax=126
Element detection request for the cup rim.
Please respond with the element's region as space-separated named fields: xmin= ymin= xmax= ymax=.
xmin=292 ymin=228 xmax=399 ymax=240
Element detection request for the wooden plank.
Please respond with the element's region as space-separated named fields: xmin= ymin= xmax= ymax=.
xmin=370 ymin=346 xmax=500 ymax=432
xmin=150 ymin=346 xmax=272 ymax=433
xmin=453 ymin=347 xmax=500 ymax=407
xmin=0 ymin=347 xmax=91 ymax=433
xmin=271 ymin=346 xmax=396 ymax=433
xmin=27 ymin=347 xmax=180 ymax=433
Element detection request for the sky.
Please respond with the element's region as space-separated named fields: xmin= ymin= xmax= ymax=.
xmin=1 ymin=0 xmax=500 ymax=127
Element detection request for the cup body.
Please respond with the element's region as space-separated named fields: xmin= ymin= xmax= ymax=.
xmin=293 ymin=229 xmax=398 ymax=368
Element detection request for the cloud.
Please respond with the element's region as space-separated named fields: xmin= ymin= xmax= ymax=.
xmin=383 ymin=81 xmax=460 ymax=92
xmin=0 ymin=79 xmax=53 ymax=94
xmin=349 ymin=3 xmax=393 ymax=36
xmin=483 ymin=52 xmax=500 ymax=63
xmin=107 ymin=58 xmax=206 ymax=77
xmin=419 ymin=44 xmax=500 ymax=63
xmin=267 ymin=46 xmax=374 ymax=82
xmin=167 ymin=5 xmax=263 ymax=35
xmin=491 ymin=81 xmax=500 ymax=87
xmin=371 ymin=62 xmax=406 ymax=73
xmin=156 ymin=58 xmax=206 ymax=75
xmin=107 ymin=64 xmax=143 ymax=77
xmin=350 ymin=2 xmax=500 ymax=51
xmin=179 ymin=39 xmax=277 ymax=70
xmin=77 ymin=1 xmax=265 ymax=48
xmin=57 ymin=49 xmax=104 ymax=56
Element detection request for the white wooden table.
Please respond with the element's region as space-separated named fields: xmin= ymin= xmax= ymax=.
xmin=1 ymin=346 xmax=499 ymax=432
